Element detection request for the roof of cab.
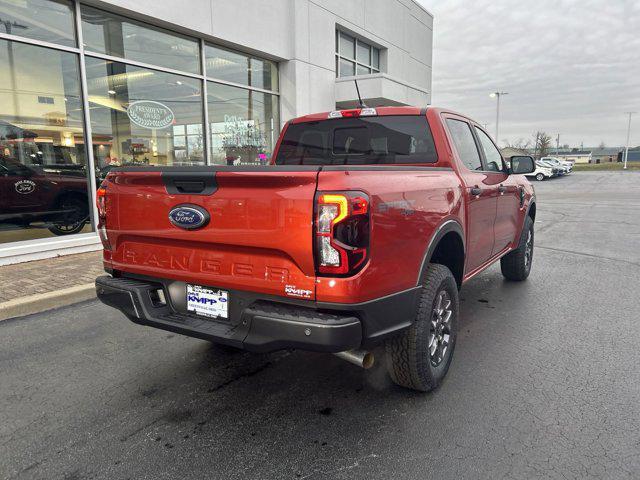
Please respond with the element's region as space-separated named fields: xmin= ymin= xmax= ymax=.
xmin=289 ymin=106 xmax=426 ymax=124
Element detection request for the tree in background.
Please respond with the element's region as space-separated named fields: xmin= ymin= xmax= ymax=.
xmin=503 ymin=138 xmax=532 ymax=149
xmin=598 ymin=141 xmax=606 ymax=149
xmin=532 ymin=131 xmax=552 ymax=159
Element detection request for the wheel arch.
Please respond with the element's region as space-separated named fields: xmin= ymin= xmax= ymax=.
xmin=527 ymin=200 xmax=537 ymax=222
xmin=417 ymin=219 xmax=465 ymax=289
xmin=511 ymin=199 xmax=536 ymax=247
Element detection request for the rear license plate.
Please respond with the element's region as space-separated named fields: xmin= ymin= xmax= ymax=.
xmin=186 ymin=284 xmax=228 ymax=319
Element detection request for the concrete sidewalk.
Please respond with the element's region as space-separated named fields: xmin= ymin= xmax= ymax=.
xmin=0 ymin=251 xmax=103 ymax=321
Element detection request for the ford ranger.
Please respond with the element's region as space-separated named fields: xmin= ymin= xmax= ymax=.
xmin=95 ymin=106 xmax=536 ymax=392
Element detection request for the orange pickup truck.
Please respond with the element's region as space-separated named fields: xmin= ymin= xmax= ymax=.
xmin=95 ymin=106 xmax=536 ymax=391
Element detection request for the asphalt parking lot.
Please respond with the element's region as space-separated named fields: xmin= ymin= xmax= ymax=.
xmin=1 ymin=171 xmax=639 ymax=480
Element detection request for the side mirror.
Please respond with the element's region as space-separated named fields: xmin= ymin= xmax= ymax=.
xmin=510 ymin=155 xmax=535 ymax=174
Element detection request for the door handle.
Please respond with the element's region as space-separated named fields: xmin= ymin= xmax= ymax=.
xmin=498 ymin=185 xmax=507 ymax=194
xmin=470 ymin=186 xmax=482 ymax=196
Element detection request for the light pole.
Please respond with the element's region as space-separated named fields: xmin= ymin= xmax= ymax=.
xmin=623 ymin=112 xmax=636 ymax=170
xmin=489 ymin=92 xmax=508 ymax=143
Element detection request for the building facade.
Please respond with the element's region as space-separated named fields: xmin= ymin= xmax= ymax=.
xmin=547 ymin=150 xmax=592 ymax=164
xmin=0 ymin=0 xmax=433 ymax=265
xmin=590 ymin=147 xmax=621 ymax=164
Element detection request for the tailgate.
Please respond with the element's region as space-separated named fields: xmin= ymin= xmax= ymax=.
xmin=104 ymin=166 xmax=319 ymax=300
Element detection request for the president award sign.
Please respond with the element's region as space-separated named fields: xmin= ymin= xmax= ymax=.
xmin=127 ymin=101 xmax=174 ymax=129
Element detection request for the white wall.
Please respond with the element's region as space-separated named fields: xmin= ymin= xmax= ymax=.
xmin=90 ymin=0 xmax=433 ymax=119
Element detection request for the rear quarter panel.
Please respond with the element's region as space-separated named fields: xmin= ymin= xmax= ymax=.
xmin=316 ymin=167 xmax=463 ymax=303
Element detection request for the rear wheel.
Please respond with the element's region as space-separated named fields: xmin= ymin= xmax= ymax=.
xmin=535 ymin=173 xmax=545 ymax=181
xmin=47 ymin=195 xmax=88 ymax=236
xmin=385 ymin=264 xmax=459 ymax=392
xmin=500 ymin=215 xmax=534 ymax=281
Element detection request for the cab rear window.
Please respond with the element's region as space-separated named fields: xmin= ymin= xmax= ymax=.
xmin=275 ymin=115 xmax=437 ymax=165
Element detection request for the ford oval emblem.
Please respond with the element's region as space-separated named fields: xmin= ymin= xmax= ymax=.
xmin=168 ymin=204 xmax=210 ymax=230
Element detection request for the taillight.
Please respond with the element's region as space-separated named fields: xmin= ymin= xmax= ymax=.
xmin=315 ymin=191 xmax=370 ymax=276
xmin=96 ymin=185 xmax=107 ymax=218
xmin=96 ymin=183 xmax=111 ymax=250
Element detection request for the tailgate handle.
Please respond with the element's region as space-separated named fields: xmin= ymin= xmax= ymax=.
xmin=161 ymin=171 xmax=217 ymax=195
xmin=174 ymin=180 xmax=205 ymax=193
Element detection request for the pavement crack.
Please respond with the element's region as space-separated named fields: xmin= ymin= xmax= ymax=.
xmin=118 ymin=417 xmax=164 ymax=443
xmin=536 ymin=245 xmax=640 ymax=268
xmin=298 ymin=453 xmax=380 ymax=479
xmin=207 ymin=361 xmax=273 ymax=393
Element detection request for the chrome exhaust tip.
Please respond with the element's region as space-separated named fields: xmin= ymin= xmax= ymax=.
xmin=334 ymin=349 xmax=375 ymax=369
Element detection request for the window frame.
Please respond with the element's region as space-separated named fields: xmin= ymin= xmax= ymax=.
xmin=275 ymin=115 xmax=439 ymax=166
xmin=445 ymin=117 xmax=484 ymax=172
xmin=335 ymin=30 xmax=381 ymax=78
xmin=79 ymin=4 xmax=202 ymax=75
xmin=473 ymin=125 xmax=507 ymax=173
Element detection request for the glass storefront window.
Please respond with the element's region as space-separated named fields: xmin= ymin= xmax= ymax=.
xmin=205 ymin=45 xmax=278 ymax=91
xmin=84 ymin=57 xmax=204 ymax=169
xmin=0 ymin=0 xmax=76 ymax=47
xmin=207 ymin=82 xmax=279 ymax=165
xmin=0 ymin=40 xmax=92 ymax=245
xmin=80 ymin=5 xmax=200 ymax=74
xmin=0 ymin=2 xmax=281 ymax=253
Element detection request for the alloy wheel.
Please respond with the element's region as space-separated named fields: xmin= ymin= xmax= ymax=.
xmin=524 ymin=229 xmax=533 ymax=267
xmin=429 ymin=290 xmax=453 ymax=367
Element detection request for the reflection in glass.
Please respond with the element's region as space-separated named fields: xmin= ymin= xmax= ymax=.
xmin=339 ymin=59 xmax=355 ymax=77
xmin=372 ymin=48 xmax=380 ymax=70
xmin=0 ymin=0 xmax=76 ymax=46
xmin=81 ymin=5 xmax=200 ymax=74
xmin=205 ymin=45 xmax=278 ymax=91
xmin=84 ymin=57 xmax=204 ymax=169
xmin=207 ymin=82 xmax=279 ymax=165
xmin=339 ymin=32 xmax=355 ymax=59
xmin=357 ymin=64 xmax=371 ymax=76
xmin=357 ymin=41 xmax=370 ymax=65
xmin=0 ymin=40 xmax=92 ymax=245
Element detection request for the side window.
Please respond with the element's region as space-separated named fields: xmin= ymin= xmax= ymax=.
xmin=475 ymin=127 xmax=503 ymax=172
xmin=446 ymin=119 xmax=482 ymax=171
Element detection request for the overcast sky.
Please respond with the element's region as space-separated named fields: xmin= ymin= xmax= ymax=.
xmin=416 ymin=0 xmax=640 ymax=148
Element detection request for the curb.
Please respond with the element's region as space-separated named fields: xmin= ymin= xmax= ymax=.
xmin=0 ymin=283 xmax=96 ymax=322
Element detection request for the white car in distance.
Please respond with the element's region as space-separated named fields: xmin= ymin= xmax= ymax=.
xmin=526 ymin=162 xmax=555 ymax=181
xmin=541 ymin=157 xmax=573 ymax=173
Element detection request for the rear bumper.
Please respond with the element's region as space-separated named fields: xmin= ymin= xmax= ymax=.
xmin=96 ymin=274 xmax=419 ymax=353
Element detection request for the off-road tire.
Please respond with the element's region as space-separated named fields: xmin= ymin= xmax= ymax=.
xmin=500 ymin=215 xmax=534 ymax=281
xmin=385 ymin=264 xmax=459 ymax=392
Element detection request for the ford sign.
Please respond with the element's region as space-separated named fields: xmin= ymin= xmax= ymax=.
xmin=15 ymin=179 xmax=36 ymax=194
xmin=168 ymin=205 xmax=210 ymax=230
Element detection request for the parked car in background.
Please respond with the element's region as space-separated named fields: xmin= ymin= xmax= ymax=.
xmin=0 ymin=155 xmax=90 ymax=235
xmin=526 ymin=162 xmax=555 ymax=181
xmin=538 ymin=159 xmax=563 ymax=176
xmin=541 ymin=157 xmax=572 ymax=174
